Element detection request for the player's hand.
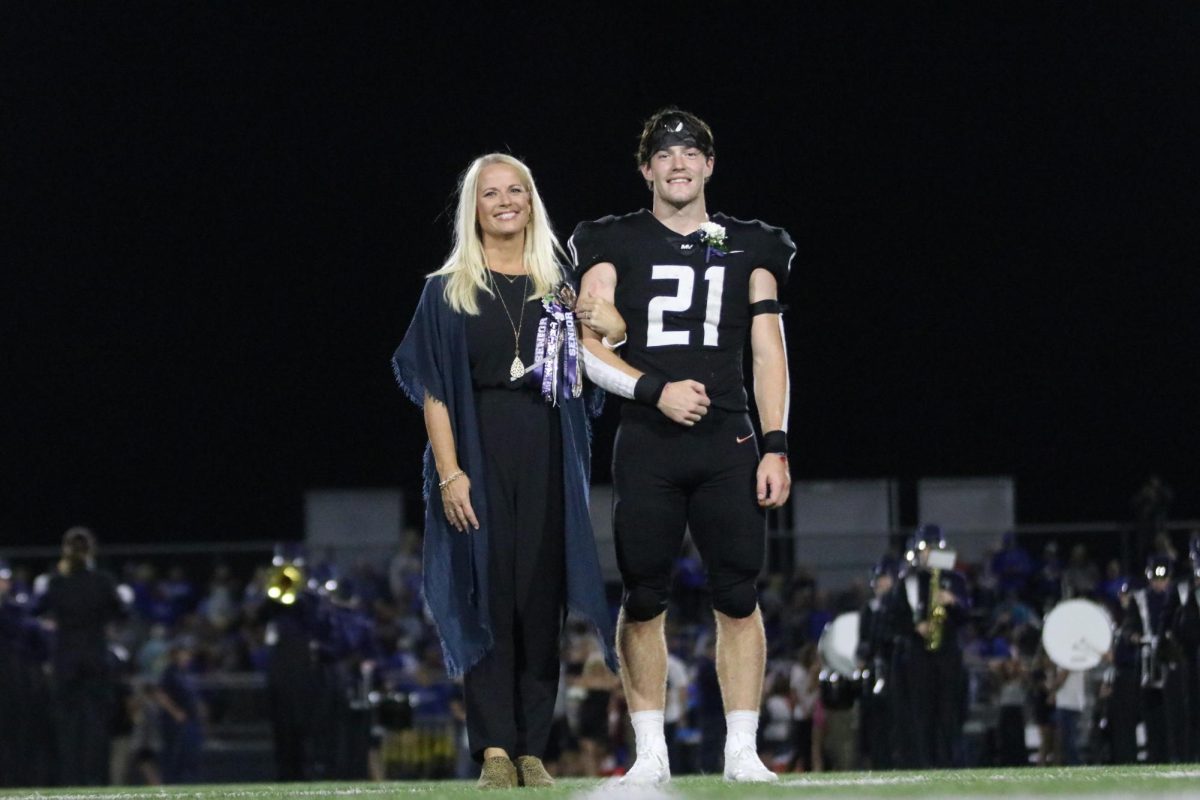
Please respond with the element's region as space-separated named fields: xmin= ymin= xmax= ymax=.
xmin=575 ymin=291 xmax=625 ymax=342
xmin=756 ymin=453 xmax=791 ymax=508
xmin=657 ymin=380 xmax=709 ymax=426
xmin=937 ymin=590 xmax=958 ymax=606
xmin=440 ymin=475 xmax=480 ymax=532
xmin=916 ymin=621 xmax=931 ymax=639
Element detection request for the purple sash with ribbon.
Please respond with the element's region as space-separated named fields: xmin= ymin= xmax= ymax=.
xmin=531 ymin=284 xmax=584 ymax=405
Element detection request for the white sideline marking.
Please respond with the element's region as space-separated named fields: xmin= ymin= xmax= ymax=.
xmin=782 ymin=774 xmax=929 ymax=787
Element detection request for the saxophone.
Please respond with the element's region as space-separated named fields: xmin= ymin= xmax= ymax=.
xmin=926 ymin=567 xmax=947 ymax=652
xmin=265 ymin=562 xmax=306 ymax=606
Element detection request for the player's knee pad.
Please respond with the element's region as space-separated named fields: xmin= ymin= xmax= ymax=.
xmin=622 ymin=584 xmax=669 ymax=622
xmin=710 ymin=575 xmax=759 ymax=619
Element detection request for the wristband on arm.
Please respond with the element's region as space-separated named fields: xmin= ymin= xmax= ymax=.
xmin=633 ymin=373 xmax=668 ymax=406
xmin=602 ymin=333 xmax=627 ymax=350
xmin=762 ymin=430 xmax=788 ymax=455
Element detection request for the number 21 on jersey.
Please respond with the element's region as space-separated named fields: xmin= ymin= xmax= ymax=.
xmin=646 ymin=264 xmax=725 ymax=348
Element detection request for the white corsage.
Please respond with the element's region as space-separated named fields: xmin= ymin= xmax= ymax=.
xmin=698 ymin=221 xmax=727 ymax=252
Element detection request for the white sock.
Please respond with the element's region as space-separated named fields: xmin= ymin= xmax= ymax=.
xmin=725 ymin=710 xmax=760 ymax=753
xmin=630 ymin=710 xmax=667 ymax=756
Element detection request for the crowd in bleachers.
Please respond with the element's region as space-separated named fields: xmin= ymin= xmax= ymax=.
xmin=1 ymin=526 xmax=1197 ymax=787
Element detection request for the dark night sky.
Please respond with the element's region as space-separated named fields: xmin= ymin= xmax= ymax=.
xmin=5 ymin=4 xmax=1199 ymax=545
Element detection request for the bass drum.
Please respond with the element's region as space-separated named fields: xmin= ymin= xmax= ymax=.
xmin=1041 ymin=599 xmax=1114 ymax=671
xmin=818 ymin=611 xmax=861 ymax=709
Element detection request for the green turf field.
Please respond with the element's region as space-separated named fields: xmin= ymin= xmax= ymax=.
xmin=3 ymin=767 xmax=1200 ymax=799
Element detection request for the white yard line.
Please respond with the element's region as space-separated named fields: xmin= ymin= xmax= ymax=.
xmin=781 ymin=774 xmax=930 ymax=787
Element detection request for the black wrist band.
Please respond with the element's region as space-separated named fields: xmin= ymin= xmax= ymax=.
xmin=634 ymin=374 xmax=668 ymax=406
xmin=763 ymin=430 xmax=788 ymax=454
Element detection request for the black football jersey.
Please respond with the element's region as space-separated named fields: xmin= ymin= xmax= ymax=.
xmin=569 ymin=209 xmax=794 ymax=412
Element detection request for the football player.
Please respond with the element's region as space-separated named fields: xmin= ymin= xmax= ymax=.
xmin=570 ymin=107 xmax=793 ymax=784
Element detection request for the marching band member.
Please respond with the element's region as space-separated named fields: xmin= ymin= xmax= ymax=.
xmin=1173 ymin=537 xmax=1200 ymax=760
xmin=856 ymin=557 xmax=897 ymax=769
xmin=886 ymin=524 xmax=968 ymax=768
xmin=1133 ymin=553 xmax=1187 ymax=762
xmin=1105 ymin=579 xmax=1142 ymax=764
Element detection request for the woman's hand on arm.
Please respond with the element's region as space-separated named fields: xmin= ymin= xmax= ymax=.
xmin=423 ymin=393 xmax=480 ymax=532
xmin=577 ymin=265 xmax=708 ymax=425
xmin=575 ymin=290 xmax=625 ymax=345
xmin=577 ymin=265 xmax=642 ymax=400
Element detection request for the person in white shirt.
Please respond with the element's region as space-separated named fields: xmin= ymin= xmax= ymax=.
xmin=1050 ymin=667 xmax=1087 ymax=766
xmin=789 ymin=643 xmax=822 ymax=772
xmin=761 ymin=670 xmax=794 ymax=770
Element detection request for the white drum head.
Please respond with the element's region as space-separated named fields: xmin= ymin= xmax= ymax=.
xmin=819 ymin=611 xmax=860 ymax=678
xmin=1042 ymin=599 xmax=1113 ymax=670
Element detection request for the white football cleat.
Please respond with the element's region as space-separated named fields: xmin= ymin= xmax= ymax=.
xmin=723 ymin=747 xmax=779 ymax=783
xmin=619 ymin=749 xmax=671 ymax=786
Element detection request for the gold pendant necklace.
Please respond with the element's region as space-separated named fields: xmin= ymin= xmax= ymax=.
xmin=490 ymin=272 xmax=528 ymax=380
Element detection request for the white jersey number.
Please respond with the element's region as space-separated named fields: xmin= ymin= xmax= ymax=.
xmin=646 ymin=265 xmax=726 ymax=348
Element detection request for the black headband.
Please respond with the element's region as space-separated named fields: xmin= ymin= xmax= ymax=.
xmin=647 ymin=119 xmax=708 ymax=156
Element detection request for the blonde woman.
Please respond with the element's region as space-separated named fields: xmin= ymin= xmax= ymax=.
xmin=392 ymin=153 xmax=619 ymax=788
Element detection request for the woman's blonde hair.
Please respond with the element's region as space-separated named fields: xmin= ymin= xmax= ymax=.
xmin=430 ymin=153 xmax=565 ymax=315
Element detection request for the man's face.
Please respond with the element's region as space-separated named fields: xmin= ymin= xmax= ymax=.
xmin=641 ymin=145 xmax=713 ymax=208
xmin=874 ymin=573 xmax=894 ymax=597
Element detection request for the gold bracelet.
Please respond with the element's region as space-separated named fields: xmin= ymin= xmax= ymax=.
xmin=438 ymin=470 xmax=465 ymax=491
